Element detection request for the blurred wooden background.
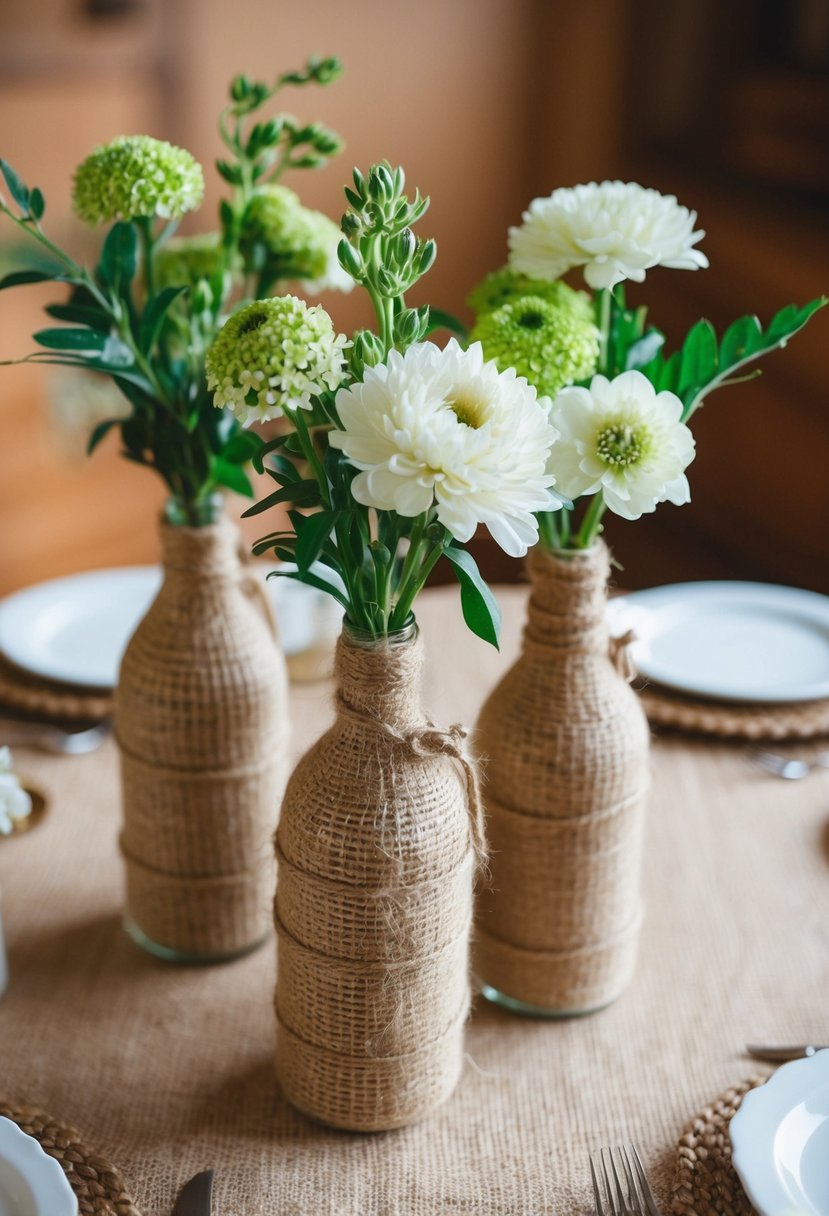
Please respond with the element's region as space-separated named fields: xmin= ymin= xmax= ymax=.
xmin=1 ymin=0 xmax=827 ymax=595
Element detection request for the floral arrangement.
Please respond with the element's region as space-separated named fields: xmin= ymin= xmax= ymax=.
xmin=0 ymin=57 xmax=348 ymax=524
xmin=0 ymin=748 xmax=32 ymax=836
xmin=206 ymin=163 xmax=564 ymax=646
xmin=470 ymin=180 xmax=826 ymax=551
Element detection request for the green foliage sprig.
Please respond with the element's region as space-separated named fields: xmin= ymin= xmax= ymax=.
xmin=0 ymin=57 xmax=343 ymax=523
xmin=241 ymin=162 xmax=501 ymax=646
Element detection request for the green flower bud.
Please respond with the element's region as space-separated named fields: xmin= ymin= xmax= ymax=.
xmin=416 ymin=238 xmax=436 ymax=276
xmin=393 ymin=307 xmax=427 ymax=346
xmin=231 ymin=74 xmax=252 ymax=102
xmin=393 ymin=227 xmax=416 ymax=267
xmin=337 ymin=238 xmax=363 ymax=280
xmin=349 ymin=328 xmax=386 ymax=373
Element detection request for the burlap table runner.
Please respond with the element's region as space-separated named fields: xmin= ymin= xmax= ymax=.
xmin=0 ymin=586 xmax=826 ymax=1216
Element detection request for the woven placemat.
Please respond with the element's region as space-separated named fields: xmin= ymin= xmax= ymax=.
xmin=0 ymin=1103 xmax=141 ymax=1216
xmin=0 ymin=653 xmax=113 ymax=722
xmin=637 ymin=682 xmax=829 ymax=741
xmin=671 ymin=1076 xmax=768 ymax=1215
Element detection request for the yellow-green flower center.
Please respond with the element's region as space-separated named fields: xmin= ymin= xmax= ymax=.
xmin=596 ymin=420 xmax=650 ymax=467
xmin=447 ymin=389 xmax=488 ymax=429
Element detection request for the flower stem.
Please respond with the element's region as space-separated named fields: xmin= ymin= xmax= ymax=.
xmin=575 ymin=493 xmax=607 ymax=549
xmin=596 ymin=288 xmax=613 ymax=376
xmin=136 ymin=217 xmax=156 ymax=299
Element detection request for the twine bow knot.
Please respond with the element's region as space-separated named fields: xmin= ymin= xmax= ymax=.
xmin=609 ymin=629 xmax=637 ymax=682
xmin=335 ymin=694 xmax=488 ymax=872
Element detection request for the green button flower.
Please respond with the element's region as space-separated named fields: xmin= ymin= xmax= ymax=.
xmin=467 ymin=265 xmax=593 ymax=321
xmin=72 ymin=135 xmax=204 ymax=225
xmin=243 ymin=185 xmax=352 ymax=292
xmin=470 ymin=294 xmax=599 ymax=399
xmin=206 ymin=295 xmax=349 ymax=424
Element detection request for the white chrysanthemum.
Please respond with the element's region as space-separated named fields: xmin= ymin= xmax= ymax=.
xmin=329 ymin=339 xmax=563 ymax=557
xmin=509 ymin=181 xmax=708 ymax=291
xmin=0 ymin=747 xmax=32 ymax=836
xmin=548 ymin=370 xmax=695 ymax=520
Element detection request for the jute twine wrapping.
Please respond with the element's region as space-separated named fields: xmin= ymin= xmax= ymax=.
xmin=475 ymin=541 xmax=650 ymax=1013
xmin=0 ymin=1103 xmax=141 ymax=1216
xmin=115 ymin=515 xmax=289 ymax=959
xmin=671 ymin=1077 xmax=766 ymax=1215
xmin=274 ymin=625 xmax=481 ymax=1131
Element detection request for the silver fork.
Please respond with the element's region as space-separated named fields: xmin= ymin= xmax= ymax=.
xmin=589 ymin=1144 xmax=662 ymax=1216
xmin=746 ymin=746 xmax=829 ymax=781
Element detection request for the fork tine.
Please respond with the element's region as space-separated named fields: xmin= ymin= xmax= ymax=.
xmin=627 ymin=1144 xmax=662 ymax=1216
xmin=588 ymin=1154 xmax=605 ymax=1215
xmin=602 ymin=1148 xmax=624 ymax=1216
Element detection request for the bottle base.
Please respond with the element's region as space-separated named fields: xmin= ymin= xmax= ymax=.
xmin=124 ymin=917 xmax=269 ymax=966
xmin=476 ymin=978 xmax=612 ymax=1019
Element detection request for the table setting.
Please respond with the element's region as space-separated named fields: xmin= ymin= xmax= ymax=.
xmin=0 ymin=50 xmax=827 ymax=1216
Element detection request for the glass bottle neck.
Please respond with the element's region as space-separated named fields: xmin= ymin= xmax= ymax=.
xmin=163 ymin=492 xmax=225 ymax=529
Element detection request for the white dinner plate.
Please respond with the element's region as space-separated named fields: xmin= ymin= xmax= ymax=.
xmin=0 ymin=1116 xmax=77 ymax=1216
xmin=730 ymin=1049 xmax=829 ymax=1216
xmin=607 ymin=581 xmax=829 ymax=704
xmin=0 ymin=564 xmax=342 ymax=691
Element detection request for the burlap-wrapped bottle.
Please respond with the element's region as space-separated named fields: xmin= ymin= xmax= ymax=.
xmin=274 ymin=621 xmax=482 ymax=1131
xmin=116 ymin=506 xmax=289 ymax=962
xmin=475 ymin=540 xmax=649 ymax=1014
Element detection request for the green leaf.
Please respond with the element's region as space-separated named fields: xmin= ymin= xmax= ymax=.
xmin=29 ymin=187 xmax=45 ymax=221
xmin=294 ymin=510 xmax=335 ymax=572
xmin=678 ymin=319 xmax=717 ymax=395
xmin=719 ymin=315 xmax=763 ymax=368
xmin=268 ymin=567 xmax=348 ymax=610
xmin=221 ymin=428 xmax=263 ymax=464
xmin=211 ymin=456 xmax=254 ymax=497
xmin=87 ymin=417 xmax=122 ymax=455
xmin=138 ymin=286 xmax=186 ymax=354
xmin=241 ymin=479 xmax=321 ymax=518
xmin=264 ymin=453 xmax=301 ymax=484
xmin=0 ymin=159 xmax=30 ymax=213
xmin=252 ymin=432 xmax=292 ymax=473
xmin=45 ymin=302 xmax=110 ymax=330
xmin=33 ymin=327 xmax=108 ymax=352
xmin=98 ymin=221 xmax=138 ymax=291
xmin=425 ymin=308 xmax=468 ymax=342
xmin=441 ymin=545 xmax=501 ymax=649
xmin=0 ymin=270 xmax=58 ymax=290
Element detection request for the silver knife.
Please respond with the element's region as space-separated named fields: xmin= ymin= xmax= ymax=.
xmin=746 ymin=1043 xmax=827 ymax=1062
xmin=172 ymin=1170 xmax=214 ymax=1216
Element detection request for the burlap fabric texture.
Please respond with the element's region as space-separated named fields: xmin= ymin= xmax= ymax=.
xmin=0 ymin=1103 xmax=141 ymax=1216
xmin=671 ymin=1076 xmax=766 ymax=1215
xmin=274 ymin=623 xmax=482 ymax=1131
xmin=474 ymin=541 xmax=651 ymax=1013
xmin=115 ymin=514 xmax=289 ymax=960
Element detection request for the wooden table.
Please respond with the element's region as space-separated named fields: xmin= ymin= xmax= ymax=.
xmin=1 ymin=585 xmax=827 ymax=1216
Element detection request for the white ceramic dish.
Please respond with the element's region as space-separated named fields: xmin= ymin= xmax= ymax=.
xmin=0 ymin=1116 xmax=77 ymax=1216
xmin=607 ymin=581 xmax=829 ymax=704
xmin=730 ymin=1048 xmax=829 ymax=1216
xmin=0 ymin=564 xmax=342 ymax=690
